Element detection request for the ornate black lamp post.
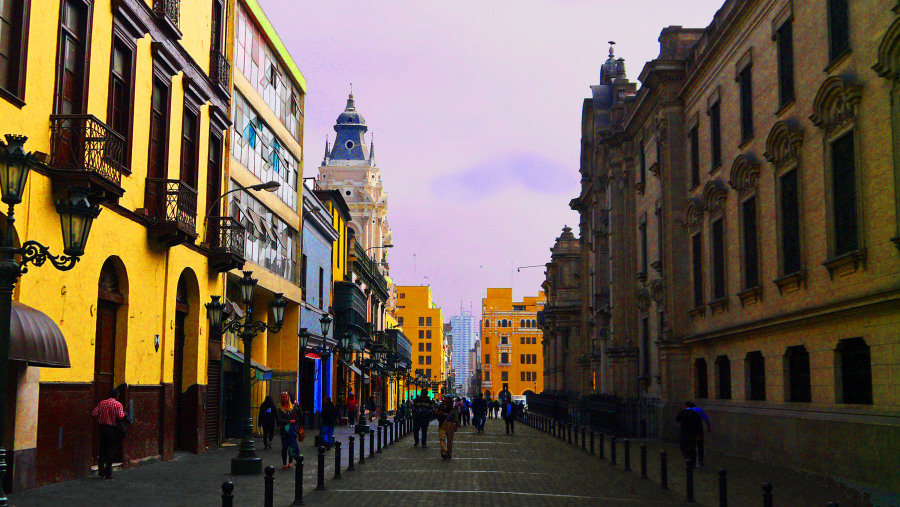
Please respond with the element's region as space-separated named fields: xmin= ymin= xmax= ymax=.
xmin=206 ymin=271 xmax=286 ymax=475
xmin=299 ymin=310 xmax=352 ymax=417
xmin=0 ymin=135 xmax=102 ymax=506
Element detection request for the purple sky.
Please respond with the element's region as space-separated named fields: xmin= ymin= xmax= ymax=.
xmin=262 ymin=0 xmax=724 ymax=319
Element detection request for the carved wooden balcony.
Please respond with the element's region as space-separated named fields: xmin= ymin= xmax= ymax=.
xmin=207 ymin=216 xmax=246 ymax=272
xmin=144 ymin=178 xmax=198 ymax=246
xmin=210 ymin=49 xmax=230 ymax=92
xmin=48 ymin=114 xmax=126 ymax=203
xmin=153 ymin=0 xmax=181 ymax=38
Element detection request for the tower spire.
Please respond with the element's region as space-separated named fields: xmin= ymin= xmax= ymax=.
xmin=369 ymin=132 xmax=375 ymax=162
xmin=323 ymin=135 xmax=330 ymax=164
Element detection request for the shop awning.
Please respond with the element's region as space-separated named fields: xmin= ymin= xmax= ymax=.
xmin=224 ymin=348 xmax=273 ymax=380
xmin=9 ymin=301 xmax=70 ymax=368
xmin=339 ymin=359 xmax=368 ymax=379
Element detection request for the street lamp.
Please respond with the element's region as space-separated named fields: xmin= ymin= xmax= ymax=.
xmin=0 ymin=135 xmax=102 ymax=505
xmin=206 ymin=271 xmax=286 ymax=475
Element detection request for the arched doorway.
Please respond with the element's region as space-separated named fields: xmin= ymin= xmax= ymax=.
xmin=92 ymin=258 xmax=127 ymax=465
xmin=173 ymin=269 xmax=201 ymax=453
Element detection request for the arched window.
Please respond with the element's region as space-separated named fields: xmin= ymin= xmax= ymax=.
xmin=520 ymin=319 xmax=525 ymax=328
xmin=785 ymin=345 xmax=811 ymax=402
xmin=715 ymin=355 xmax=731 ymax=399
xmin=837 ymin=338 xmax=872 ymax=404
xmin=484 ymin=319 xmax=489 ymax=328
xmin=694 ymin=358 xmax=708 ymax=399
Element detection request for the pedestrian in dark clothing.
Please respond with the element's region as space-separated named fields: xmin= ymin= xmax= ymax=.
xmin=461 ymin=397 xmax=471 ymax=426
xmin=436 ymin=397 xmax=459 ymax=459
xmin=689 ymin=402 xmax=711 ymax=467
xmin=367 ymin=395 xmax=377 ymax=422
xmin=412 ymin=389 xmax=434 ymax=448
xmin=675 ymin=401 xmax=704 ymax=465
xmin=320 ymin=396 xmax=338 ymax=449
xmin=258 ymin=396 xmax=276 ymax=449
xmin=92 ymin=389 xmax=126 ymax=479
xmin=501 ymin=400 xmax=516 ymax=434
xmin=276 ymin=391 xmax=304 ymax=468
xmin=471 ymin=393 xmax=487 ymax=433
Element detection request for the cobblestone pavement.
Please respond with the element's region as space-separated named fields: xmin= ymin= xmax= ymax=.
xmin=9 ymin=416 xmax=895 ymax=506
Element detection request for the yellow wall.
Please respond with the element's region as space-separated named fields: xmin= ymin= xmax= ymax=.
xmin=395 ymin=286 xmax=445 ymax=387
xmin=481 ymin=289 xmax=546 ymax=398
xmin=0 ymin=0 xmax=234 ymax=392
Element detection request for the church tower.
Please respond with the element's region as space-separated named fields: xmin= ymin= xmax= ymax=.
xmin=317 ymin=93 xmax=393 ymax=270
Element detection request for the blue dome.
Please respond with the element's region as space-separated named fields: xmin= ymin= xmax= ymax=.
xmin=336 ymin=94 xmax=366 ymax=125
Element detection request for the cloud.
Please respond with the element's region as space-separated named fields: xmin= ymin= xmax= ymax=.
xmin=429 ymin=152 xmax=578 ymax=202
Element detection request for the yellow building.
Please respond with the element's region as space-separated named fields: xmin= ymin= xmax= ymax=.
xmin=481 ymin=289 xmax=545 ymax=400
xmin=0 ymin=0 xmax=239 ymax=490
xmin=395 ymin=286 xmax=445 ymax=394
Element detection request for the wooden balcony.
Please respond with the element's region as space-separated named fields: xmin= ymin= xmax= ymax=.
xmin=48 ymin=114 xmax=126 ymax=203
xmin=207 ymin=216 xmax=246 ymax=272
xmin=144 ymin=178 xmax=198 ymax=247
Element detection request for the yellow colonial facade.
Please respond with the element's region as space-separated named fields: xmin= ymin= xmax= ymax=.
xmin=395 ymin=286 xmax=445 ymax=393
xmin=0 ymin=0 xmax=239 ymax=491
xmin=481 ymin=289 xmax=545 ymax=400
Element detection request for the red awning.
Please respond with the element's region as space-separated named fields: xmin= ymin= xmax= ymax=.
xmin=9 ymin=301 xmax=70 ymax=368
xmin=304 ymin=352 xmax=322 ymax=360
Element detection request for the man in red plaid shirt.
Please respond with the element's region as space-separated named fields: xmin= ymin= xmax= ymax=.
xmin=92 ymin=389 xmax=126 ymax=479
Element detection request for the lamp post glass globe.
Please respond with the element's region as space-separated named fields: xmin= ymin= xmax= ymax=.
xmin=239 ymin=270 xmax=257 ymax=305
xmin=56 ymin=187 xmax=101 ymax=257
xmin=320 ymin=312 xmax=332 ymax=336
xmin=0 ymin=134 xmax=35 ymax=205
xmin=339 ymin=333 xmax=350 ymax=351
xmin=269 ymin=293 xmax=286 ymax=327
xmin=298 ymin=328 xmax=310 ymax=350
xmin=206 ymin=295 xmax=226 ymax=328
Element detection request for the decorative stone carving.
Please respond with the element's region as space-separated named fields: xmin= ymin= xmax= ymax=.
xmin=764 ymin=121 xmax=804 ymax=170
xmin=649 ymin=278 xmax=665 ymax=304
xmin=728 ymin=154 xmax=761 ymax=197
xmin=810 ymin=76 xmax=862 ymax=135
xmin=636 ymin=288 xmax=652 ymax=311
xmin=681 ymin=197 xmax=706 ymax=233
xmin=701 ymin=179 xmax=729 ymax=217
xmin=873 ymin=17 xmax=900 ymax=81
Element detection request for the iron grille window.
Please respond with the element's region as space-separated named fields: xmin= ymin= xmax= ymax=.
xmin=777 ymin=20 xmax=795 ymax=106
xmin=839 ymin=338 xmax=872 ymax=404
xmin=828 ymin=0 xmax=850 ymax=62
xmin=738 ymin=66 xmax=753 ymax=141
xmin=832 ymin=132 xmax=858 ymax=255
xmin=711 ymin=220 xmax=725 ymax=300
xmin=690 ymin=125 xmax=700 ymax=187
xmin=780 ymin=170 xmax=802 ymax=274
xmin=746 ymin=351 xmax=766 ymax=401
xmin=642 ymin=317 xmax=650 ymax=377
xmin=692 ymin=234 xmax=703 ymax=307
xmin=710 ymin=102 xmax=722 ymax=168
xmin=695 ymin=359 xmax=708 ymax=399
xmin=742 ymin=197 xmax=759 ymax=288
xmin=716 ymin=356 xmax=731 ymax=399
xmin=786 ymin=346 xmax=811 ymax=402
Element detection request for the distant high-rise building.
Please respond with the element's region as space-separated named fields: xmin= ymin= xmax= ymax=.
xmin=450 ymin=310 xmax=477 ymax=392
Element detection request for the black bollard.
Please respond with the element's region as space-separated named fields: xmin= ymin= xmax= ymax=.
xmin=610 ymin=436 xmax=617 ymax=465
xmin=640 ymin=444 xmax=647 ymax=478
xmin=686 ymin=459 xmax=695 ymax=503
xmin=624 ymin=439 xmax=631 ymax=471
xmin=316 ymin=446 xmax=327 ymax=491
xmin=762 ymin=483 xmax=773 ymax=507
xmin=660 ymin=451 xmax=668 ymax=489
xmin=359 ymin=431 xmax=365 ymax=464
xmin=369 ymin=429 xmax=375 ymax=457
xmin=221 ymin=481 xmax=234 ymax=507
xmin=347 ymin=436 xmax=355 ymax=471
xmin=377 ymin=426 xmax=382 ymax=453
xmin=293 ymin=454 xmax=304 ymax=505
xmin=334 ymin=441 xmax=342 ymax=480
xmin=582 ymin=427 xmax=586 ymax=451
xmin=599 ymin=432 xmax=605 ymax=460
xmin=718 ymin=469 xmax=727 ymax=507
xmin=590 ymin=430 xmax=595 ymax=455
xmin=264 ymin=465 xmax=275 ymax=507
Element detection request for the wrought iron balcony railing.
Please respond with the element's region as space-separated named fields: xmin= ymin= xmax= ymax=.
xmin=153 ymin=0 xmax=180 ymax=33
xmin=207 ymin=216 xmax=246 ymax=272
xmin=49 ymin=114 xmax=125 ymax=188
xmin=145 ymin=178 xmax=198 ymax=246
xmin=210 ymin=49 xmax=230 ymax=90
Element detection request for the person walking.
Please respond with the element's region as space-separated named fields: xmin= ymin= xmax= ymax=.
xmin=436 ymin=397 xmax=459 ymax=459
xmin=675 ymin=401 xmax=704 ymax=466
xmin=689 ymin=401 xmax=711 ymax=467
xmin=347 ymin=393 xmax=359 ymax=426
xmin=276 ymin=391 xmax=303 ymax=469
xmin=92 ymin=389 xmax=127 ymax=479
xmin=258 ymin=395 xmax=276 ymax=449
xmin=412 ymin=389 xmax=434 ymax=448
xmin=501 ymin=399 xmax=516 ymax=435
xmin=461 ymin=397 xmax=471 ymax=426
xmin=471 ymin=393 xmax=487 ymax=433
xmin=320 ymin=396 xmax=338 ymax=450
xmin=493 ymin=400 xmax=500 ymax=419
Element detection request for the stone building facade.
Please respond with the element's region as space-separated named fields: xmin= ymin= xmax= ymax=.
xmin=541 ymin=0 xmax=900 ymax=490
